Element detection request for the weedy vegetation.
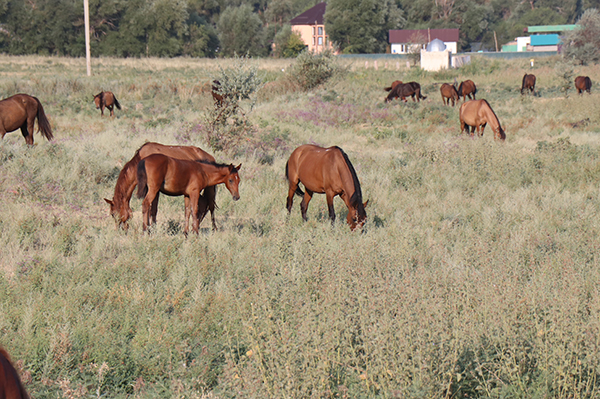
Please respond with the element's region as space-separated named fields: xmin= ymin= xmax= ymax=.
xmin=1 ymin=54 xmax=600 ymax=398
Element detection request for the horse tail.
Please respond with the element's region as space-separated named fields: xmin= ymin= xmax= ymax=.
xmin=521 ymin=74 xmax=527 ymax=94
xmin=114 ymin=96 xmax=122 ymax=110
xmin=586 ymin=77 xmax=592 ymax=91
xmin=34 ymin=97 xmax=53 ymax=141
xmin=457 ymin=82 xmax=463 ymax=96
xmin=285 ymin=161 xmax=304 ymax=196
xmin=0 ymin=347 xmax=30 ymax=399
xmin=136 ymin=159 xmax=148 ymax=199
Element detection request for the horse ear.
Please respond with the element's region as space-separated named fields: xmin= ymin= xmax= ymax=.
xmin=235 ymin=163 xmax=242 ymax=170
xmin=104 ymin=198 xmax=114 ymax=205
xmin=363 ymin=199 xmax=369 ymax=208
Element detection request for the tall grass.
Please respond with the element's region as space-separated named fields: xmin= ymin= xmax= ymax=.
xmin=1 ymin=55 xmax=600 ymax=398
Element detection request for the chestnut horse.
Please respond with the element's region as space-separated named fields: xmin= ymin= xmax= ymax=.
xmin=0 ymin=347 xmax=29 ymax=399
xmin=521 ymin=74 xmax=536 ymax=95
xmin=94 ymin=91 xmax=121 ymax=117
xmin=383 ymin=80 xmax=403 ymax=92
xmin=458 ymin=80 xmax=477 ymax=101
xmin=0 ymin=94 xmax=53 ymax=145
xmin=137 ymin=155 xmax=241 ymax=235
xmin=575 ymin=76 xmax=592 ymax=94
xmin=286 ymin=145 xmax=367 ymax=231
xmin=440 ymin=83 xmax=459 ymax=106
xmin=104 ymin=142 xmax=218 ymax=230
xmin=459 ymin=99 xmax=505 ymax=141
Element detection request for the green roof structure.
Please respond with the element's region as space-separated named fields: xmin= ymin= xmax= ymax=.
xmin=527 ymin=25 xmax=577 ymax=33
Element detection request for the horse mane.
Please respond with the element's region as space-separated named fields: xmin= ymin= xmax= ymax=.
xmin=334 ymin=146 xmax=363 ymax=208
xmin=196 ymin=159 xmax=238 ymax=171
xmin=521 ymin=74 xmax=528 ymax=91
xmin=457 ymin=82 xmax=464 ymax=96
xmin=481 ymin=99 xmax=503 ymax=133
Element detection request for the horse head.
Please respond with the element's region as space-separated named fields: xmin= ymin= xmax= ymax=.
xmin=104 ymin=197 xmax=132 ymax=230
xmin=347 ymin=200 xmax=368 ymax=231
xmin=225 ymin=164 xmax=242 ymax=201
xmin=495 ymin=126 xmax=506 ymax=141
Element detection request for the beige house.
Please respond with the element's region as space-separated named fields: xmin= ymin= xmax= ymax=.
xmin=290 ymin=2 xmax=335 ymax=53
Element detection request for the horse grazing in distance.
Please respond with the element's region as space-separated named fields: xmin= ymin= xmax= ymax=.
xmin=383 ymin=80 xmax=403 ymax=92
xmin=521 ymin=74 xmax=536 ymax=95
xmin=575 ymin=76 xmax=592 ymax=94
xmin=385 ymin=82 xmax=427 ymax=103
xmin=105 ymin=142 xmax=218 ymax=231
xmin=286 ymin=144 xmax=368 ymax=231
xmin=94 ymin=91 xmax=121 ymax=117
xmin=458 ymin=80 xmax=477 ymax=101
xmin=211 ymin=80 xmax=228 ymax=107
xmin=137 ymin=155 xmax=241 ymax=235
xmin=440 ymin=83 xmax=459 ymax=106
xmin=0 ymin=347 xmax=29 ymax=399
xmin=0 ymin=94 xmax=53 ymax=145
xmin=459 ymin=99 xmax=505 ymax=141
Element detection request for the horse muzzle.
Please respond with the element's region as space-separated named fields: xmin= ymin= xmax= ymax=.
xmin=232 ymin=195 xmax=240 ymax=201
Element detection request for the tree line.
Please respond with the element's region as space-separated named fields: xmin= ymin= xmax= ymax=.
xmin=0 ymin=0 xmax=598 ymax=57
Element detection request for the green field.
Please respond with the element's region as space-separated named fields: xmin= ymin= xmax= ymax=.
xmin=1 ymin=54 xmax=600 ymax=398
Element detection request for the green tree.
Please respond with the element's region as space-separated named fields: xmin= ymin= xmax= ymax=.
xmin=272 ymin=25 xmax=305 ymax=57
xmin=217 ymin=5 xmax=266 ymax=56
xmin=324 ymin=0 xmax=404 ymax=53
xmin=562 ymin=8 xmax=600 ymax=64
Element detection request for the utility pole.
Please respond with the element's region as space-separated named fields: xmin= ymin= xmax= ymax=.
xmin=84 ymin=0 xmax=91 ymax=76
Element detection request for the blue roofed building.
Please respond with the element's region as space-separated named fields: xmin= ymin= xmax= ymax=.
xmin=526 ymin=25 xmax=576 ymax=52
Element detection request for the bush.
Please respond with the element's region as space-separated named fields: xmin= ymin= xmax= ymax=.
xmin=288 ymin=49 xmax=345 ymax=91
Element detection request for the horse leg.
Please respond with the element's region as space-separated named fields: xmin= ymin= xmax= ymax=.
xmin=21 ymin=120 xmax=33 ymax=145
xmin=202 ymin=185 xmax=217 ymax=231
xmin=141 ymin=188 xmax=159 ymax=232
xmin=300 ymin=189 xmax=314 ymax=221
xmin=190 ymin=192 xmax=200 ymax=235
xmin=326 ymin=191 xmax=336 ymax=225
xmin=101 ymin=105 xmax=105 ymax=116
xmin=470 ymin=126 xmax=476 ymax=137
xmin=183 ymin=196 xmax=191 ymax=236
xmin=286 ymin=183 xmax=299 ymax=213
xmin=150 ymin=193 xmax=160 ymax=226
xmin=108 ymin=105 xmax=114 ymax=117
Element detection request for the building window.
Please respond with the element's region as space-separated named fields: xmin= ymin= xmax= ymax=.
xmin=318 ymin=26 xmax=323 ymax=35
xmin=313 ymin=37 xmax=315 ymax=45
xmin=312 ymin=27 xmax=315 ymax=35
xmin=318 ymin=36 xmax=323 ymax=45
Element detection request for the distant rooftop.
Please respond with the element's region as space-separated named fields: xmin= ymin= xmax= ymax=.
xmin=527 ymin=25 xmax=577 ymax=33
xmin=290 ymin=2 xmax=326 ymax=25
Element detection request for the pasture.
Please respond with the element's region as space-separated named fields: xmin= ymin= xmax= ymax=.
xmin=1 ymin=54 xmax=600 ymax=398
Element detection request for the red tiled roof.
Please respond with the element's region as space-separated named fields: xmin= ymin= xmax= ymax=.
xmin=389 ymin=29 xmax=459 ymax=43
xmin=290 ymin=2 xmax=326 ymax=25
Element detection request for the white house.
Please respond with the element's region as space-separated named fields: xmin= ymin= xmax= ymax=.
xmin=389 ymin=29 xmax=460 ymax=54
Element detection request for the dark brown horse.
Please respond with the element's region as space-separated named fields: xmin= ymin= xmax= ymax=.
xmin=459 ymin=99 xmax=505 ymax=140
xmin=286 ymin=145 xmax=367 ymax=231
xmin=575 ymin=76 xmax=592 ymax=94
xmin=104 ymin=142 xmax=218 ymax=230
xmin=385 ymin=82 xmax=426 ymax=103
xmin=440 ymin=83 xmax=459 ymax=106
xmin=94 ymin=91 xmax=121 ymax=117
xmin=521 ymin=74 xmax=536 ymax=95
xmin=0 ymin=347 xmax=29 ymax=399
xmin=458 ymin=80 xmax=477 ymax=101
xmin=137 ymin=155 xmax=241 ymax=235
xmin=0 ymin=94 xmax=53 ymax=145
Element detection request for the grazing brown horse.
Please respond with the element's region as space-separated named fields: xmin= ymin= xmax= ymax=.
xmin=286 ymin=145 xmax=367 ymax=231
xmin=440 ymin=83 xmax=459 ymax=106
xmin=0 ymin=94 xmax=53 ymax=145
xmin=93 ymin=91 xmax=121 ymax=117
xmin=575 ymin=76 xmax=592 ymax=94
xmin=137 ymin=155 xmax=241 ymax=235
xmin=458 ymin=80 xmax=477 ymax=101
xmin=104 ymin=142 xmax=218 ymax=231
xmin=385 ymin=82 xmax=426 ymax=103
xmin=0 ymin=347 xmax=29 ymax=399
xmin=521 ymin=74 xmax=536 ymax=95
xmin=211 ymin=80 xmax=227 ymax=107
xmin=459 ymin=99 xmax=505 ymax=141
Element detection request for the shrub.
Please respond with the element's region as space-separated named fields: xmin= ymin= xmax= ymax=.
xmin=288 ymin=49 xmax=344 ymax=91
xmin=562 ymin=9 xmax=600 ymax=65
